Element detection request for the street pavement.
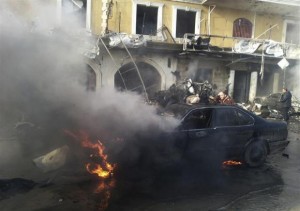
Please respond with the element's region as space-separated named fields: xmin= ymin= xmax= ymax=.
xmin=0 ymin=119 xmax=299 ymax=211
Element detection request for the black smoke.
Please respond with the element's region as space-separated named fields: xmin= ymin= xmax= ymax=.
xmin=0 ymin=2 xmax=179 ymax=178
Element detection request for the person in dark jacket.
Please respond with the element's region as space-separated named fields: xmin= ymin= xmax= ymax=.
xmin=279 ymin=87 xmax=292 ymax=121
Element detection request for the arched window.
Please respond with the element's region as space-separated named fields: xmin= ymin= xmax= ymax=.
xmin=233 ymin=18 xmax=252 ymax=38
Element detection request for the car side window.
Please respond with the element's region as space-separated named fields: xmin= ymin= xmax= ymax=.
xmin=236 ymin=109 xmax=254 ymax=125
xmin=213 ymin=108 xmax=253 ymax=127
xmin=183 ymin=109 xmax=213 ymax=129
xmin=213 ymin=108 xmax=238 ymax=127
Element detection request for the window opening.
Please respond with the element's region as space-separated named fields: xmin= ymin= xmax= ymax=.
xmin=233 ymin=18 xmax=252 ymax=38
xmin=176 ymin=9 xmax=196 ymax=38
xmin=285 ymin=22 xmax=300 ymax=44
xmin=136 ymin=5 xmax=158 ymax=35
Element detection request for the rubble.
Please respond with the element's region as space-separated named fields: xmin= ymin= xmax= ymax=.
xmin=33 ymin=145 xmax=70 ymax=173
xmin=0 ymin=178 xmax=37 ymax=199
xmin=152 ymin=79 xmax=215 ymax=107
xmin=108 ymin=33 xmax=146 ymax=48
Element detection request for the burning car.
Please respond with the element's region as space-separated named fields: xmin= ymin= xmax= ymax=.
xmin=161 ymin=103 xmax=289 ymax=167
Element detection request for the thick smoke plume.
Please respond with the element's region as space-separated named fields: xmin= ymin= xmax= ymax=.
xmin=0 ymin=2 xmax=179 ymax=173
xmin=288 ymin=64 xmax=300 ymax=99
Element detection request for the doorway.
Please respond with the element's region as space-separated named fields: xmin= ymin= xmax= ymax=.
xmin=233 ymin=71 xmax=250 ymax=103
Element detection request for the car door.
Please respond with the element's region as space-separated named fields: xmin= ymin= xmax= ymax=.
xmin=210 ymin=107 xmax=255 ymax=158
xmin=179 ymin=108 xmax=216 ymax=159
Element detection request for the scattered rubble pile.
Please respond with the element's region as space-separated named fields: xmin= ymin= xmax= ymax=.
xmin=152 ymin=78 xmax=300 ymax=122
xmin=152 ymin=79 xmax=216 ymax=107
xmin=241 ymin=93 xmax=300 ymax=119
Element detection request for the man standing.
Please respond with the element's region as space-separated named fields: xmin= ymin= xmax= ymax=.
xmin=279 ymin=87 xmax=292 ymax=122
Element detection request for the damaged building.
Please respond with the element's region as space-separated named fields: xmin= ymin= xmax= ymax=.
xmin=83 ymin=0 xmax=300 ymax=102
xmin=7 ymin=0 xmax=300 ymax=102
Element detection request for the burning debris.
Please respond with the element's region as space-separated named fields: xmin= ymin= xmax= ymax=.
xmin=223 ymin=160 xmax=242 ymax=166
xmin=223 ymin=160 xmax=243 ymax=166
xmin=63 ymin=130 xmax=116 ymax=210
xmin=64 ymin=130 xmax=116 ymax=180
xmin=222 ymin=160 xmax=243 ymax=170
xmin=83 ymin=140 xmax=115 ymax=179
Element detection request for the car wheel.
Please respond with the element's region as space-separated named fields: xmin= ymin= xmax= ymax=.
xmin=244 ymin=141 xmax=267 ymax=167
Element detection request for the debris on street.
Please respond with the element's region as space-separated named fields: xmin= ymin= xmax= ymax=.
xmin=33 ymin=145 xmax=70 ymax=173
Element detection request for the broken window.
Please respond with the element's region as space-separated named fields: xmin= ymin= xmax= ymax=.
xmin=136 ymin=5 xmax=158 ymax=35
xmin=172 ymin=7 xmax=200 ymax=39
xmin=183 ymin=109 xmax=213 ymax=129
xmin=213 ymin=108 xmax=253 ymax=127
xmin=176 ymin=10 xmax=196 ymax=38
xmin=285 ymin=21 xmax=300 ymax=44
xmin=214 ymin=108 xmax=236 ymax=127
xmin=233 ymin=18 xmax=252 ymax=38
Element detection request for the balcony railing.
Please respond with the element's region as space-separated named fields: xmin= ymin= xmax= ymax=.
xmin=182 ymin=33 xmax=300 ymax=59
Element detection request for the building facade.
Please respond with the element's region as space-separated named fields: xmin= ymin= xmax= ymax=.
xmin=84 ymin=0 xmax=300 ymax=102
xmin=6 ymin=0 xmax=300 ymax=102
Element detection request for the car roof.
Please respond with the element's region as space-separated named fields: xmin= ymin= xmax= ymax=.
xmin=162 ymin=103 xmax=243 ymax=118
xmin=166 ymin=103 xmax=236 ymax=109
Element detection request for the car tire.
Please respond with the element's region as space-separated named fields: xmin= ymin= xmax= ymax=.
xmin=244 ymin=141 xmax=267 ymax=167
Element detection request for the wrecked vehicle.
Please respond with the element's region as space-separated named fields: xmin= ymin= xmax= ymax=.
xmin=160 ymin=103 xmax=289 ymax=167
xmin=254 ymin=93 xmax=300 ymax=119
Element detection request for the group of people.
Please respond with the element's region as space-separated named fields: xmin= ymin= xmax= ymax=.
xmin=186 ymin=90 xmax=235 ymax=105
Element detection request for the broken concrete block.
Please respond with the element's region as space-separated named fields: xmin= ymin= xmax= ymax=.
xmin=33 ymin=145 xmax=69 ymax=172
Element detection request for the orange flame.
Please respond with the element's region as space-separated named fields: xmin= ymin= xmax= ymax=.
xmin=95 ymin=179 xmax=116 ymax=210
xmin=222 ymin=160 xmax=242 ymax=166
xmin=64 ymin=130 xmax=115 ymax=179
xmin=64 ymin=129 xmax=116 ymax=210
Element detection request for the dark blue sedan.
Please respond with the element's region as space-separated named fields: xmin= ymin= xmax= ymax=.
xmin=162 ymin=103 xmax=289 ymax=167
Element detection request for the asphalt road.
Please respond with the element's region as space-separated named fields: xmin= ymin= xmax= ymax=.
xmin=106 ymin=131 xmax=300 ymax=211
xmin=0 ymin=119 xmax=299 ymax=211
